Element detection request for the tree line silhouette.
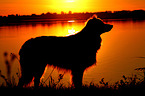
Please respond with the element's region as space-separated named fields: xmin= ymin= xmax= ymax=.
xmin=0 ymin=9 xmax=145 ymax=25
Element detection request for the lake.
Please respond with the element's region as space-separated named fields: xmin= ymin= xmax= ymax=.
xmin=0 ymin=19 xmax=145 ymax=86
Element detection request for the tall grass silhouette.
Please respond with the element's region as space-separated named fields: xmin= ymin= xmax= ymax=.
xmin=1 ymin=52 xmax=145 ymax=96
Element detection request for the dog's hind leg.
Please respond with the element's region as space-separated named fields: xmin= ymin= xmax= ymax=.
xmin=71 ymin=69 xmax=84 ymax=88
xmin=18 ymin=73 xmax=33 ymax=87
xmin=18 ymin=66 xmax=34 ymax=87
xmin=33 ymin=63 xmax=47 ymax=88
xmin=18 ymin=56 xmax=35 ymax=87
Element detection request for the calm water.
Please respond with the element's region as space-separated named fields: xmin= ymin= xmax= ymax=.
xmin=0 ymin=20 xmax=145 ymax=86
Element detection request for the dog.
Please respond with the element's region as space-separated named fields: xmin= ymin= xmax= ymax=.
xmin=18 ymin=16 xmax=113 ymax=88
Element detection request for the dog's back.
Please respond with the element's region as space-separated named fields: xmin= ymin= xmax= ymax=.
xmin=19 ymin=34 xmax=100 ymax=68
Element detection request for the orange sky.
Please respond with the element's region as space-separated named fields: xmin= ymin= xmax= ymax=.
xmin=0 ymin=0 xmax=145 ymax=16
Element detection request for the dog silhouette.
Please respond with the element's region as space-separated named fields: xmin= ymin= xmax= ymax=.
xmin=18 ymin=16 xmax=113 ymax=88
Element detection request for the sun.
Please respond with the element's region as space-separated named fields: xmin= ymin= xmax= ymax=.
xmin=66 ymin=0 xmax=75 ymax=2
xmin=49 ymin=0 xmax=88 ymax=13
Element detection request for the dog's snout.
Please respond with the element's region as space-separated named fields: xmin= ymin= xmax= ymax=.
xmin=104 ymin=24 xmax=113 ymax=32
xmin=109 ymin=25 xmax=113 ymax=31
xmin=110 ymin=24 xmax=113 ymax=27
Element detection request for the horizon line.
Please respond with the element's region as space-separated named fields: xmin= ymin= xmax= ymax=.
xmin=1 ymin=9 xmax=145 ymax=17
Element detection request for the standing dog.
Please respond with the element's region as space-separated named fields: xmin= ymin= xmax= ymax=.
xmin=18 ymin=16 xmax=113 ymax=88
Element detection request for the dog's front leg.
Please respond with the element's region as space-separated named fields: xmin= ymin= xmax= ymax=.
xmin=71 ymin=69 xmax=84 ymax=88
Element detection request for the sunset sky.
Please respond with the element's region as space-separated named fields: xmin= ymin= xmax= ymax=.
xmin=0 ymin=0 xmax=145 ymax=16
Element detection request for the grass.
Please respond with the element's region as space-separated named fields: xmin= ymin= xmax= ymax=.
xmin=1 ymin=76 xmax=145 ymax=96
xmin=1 ymin=52 xmax=145 ymax=96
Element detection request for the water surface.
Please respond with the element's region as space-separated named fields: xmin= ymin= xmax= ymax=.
xmin=0 ymin=20 xmax=145 ymax=86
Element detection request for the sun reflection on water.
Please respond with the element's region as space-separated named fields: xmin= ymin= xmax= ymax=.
xmin=67 ymin=20 xmax=75 ymax=22
xmin=67 ymin=28 xmax=78 ymax=36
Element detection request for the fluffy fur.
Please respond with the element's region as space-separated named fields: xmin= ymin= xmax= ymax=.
xmin=18 ymin=17 xmax=113 ymax=88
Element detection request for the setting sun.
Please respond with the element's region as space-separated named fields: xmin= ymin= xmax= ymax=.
xmin=0 ymin=0 xmax=145 ymax=16
xmin=49 ymin=0 xmax=88 ymax=13
xmin=66 ymin=0 xmax=75 ymax=2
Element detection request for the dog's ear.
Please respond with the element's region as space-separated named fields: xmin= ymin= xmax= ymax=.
xmin=87 ymin=14 xmax=98 ymax=21
xmin=92 ymin=14 xmax=98 ymax=19
xmin=85 ymin=14 xmax=98 ymax=25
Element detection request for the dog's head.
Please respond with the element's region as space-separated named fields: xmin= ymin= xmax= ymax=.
xmin=85 ymin=16 xmax=113 ymax=35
